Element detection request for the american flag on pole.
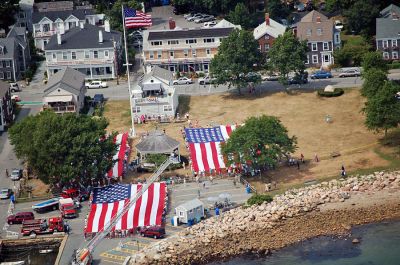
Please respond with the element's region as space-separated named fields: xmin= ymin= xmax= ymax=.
xmin=185 ymin=125 xmax=237 ymax=172
xmin=85 ymin=183 xmax=166 ymax=233
xmin=124 ymin=7 xmax=152 ymax=28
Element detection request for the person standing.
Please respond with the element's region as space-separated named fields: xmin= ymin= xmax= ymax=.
xmin=197 ymin=189 xmax=201 ymax=198
xmin=5 ymin=169 xmax=9 ymax=178
xmin=314 ymin=153 xmax=319 ymax=162
xmin=300 ymin=153 xmax=305 ymax=163
xmin=297 ymin=160 xmax=300 ymax=170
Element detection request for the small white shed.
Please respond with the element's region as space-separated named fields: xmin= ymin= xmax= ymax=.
xmin=175 ymin=198 xmax=205 ymax=224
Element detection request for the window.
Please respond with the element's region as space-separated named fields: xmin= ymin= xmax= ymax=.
xmin=179 ymin=211 xmax=184 ymax=217
xmin=52 ymin=53 xmax=56 ymax=59
xmin=85 ymin=51 xmax=90 ymax=59
xmin=186 ymin=39 xmax=197 ymax=44
xmin=163 ymin=105 xmax=172 ymax=112
xmin=383 ymin=40 xmax=388 ymax=48
xmin=132 ymin=106 xmax=141 ymax=113
xmin=169 ymin=51 xmax=174 ymax=58
xmin=192 ymin=49 xmax=196 ymax=56
xmin=323 ymin=54 xmax=330 ymax=63
xmin=203 ymin=38 xmax=215 ymax=43
xmin=167 ymin=40 xmax=179 ymax=45
xmin=335 ymin=34 xmax=340 ymax=43
xmin=149 ymin=51 xmax=154 ymax=59
xmin=206 ymin=48 xmax=211 ymax=55
xmin=317 ymin=28 xmax=322 ymax=36
xmin=383 ymin=52 xmax=389 ymax=59
xmin=392 ymin=51 xmax=398 ymax=59
xmin=43 ymin=24 xmax=50 ymax=32
xmin=311 ymin=43 xmax=317 ymax=51
xmin=62 ymin=52 xmax=68 ymax=60
xmin=305 ymin=56 xmax=309 ymax=64
xmin=183 ymin=49 xmax=188 ymax=57
xmin=19 ymin=12 xmax=25 ymax=19
xmin=5 ymin=61 xmax=10 ymax=67
xmin=150 ymin=41 xmax=162 ymax=46
xmin=264 ymin=44 xmax=270 ymax=51
xmin=323 ymin=42 xmax=329 ymax=50
xmin=43 ymin=40 xmax=48 ymax=46
xmin=0 ymin=72 xmax=3 ymax=79
xmin=71 ymin=52 xmax=76 ymax=60
xmin=157 ymin=51 xmax=162 ymax=59
xmin=6 ymin=72 xmax=11 ymax=79
xmin=104 ymin=50 xmax=109 ymax=58
xmin=392 ymin=39 xmax=398 ymax=47
xmin=189 ymin=209 xmax=193 ymax=214
xmin=306 ymin=29 xmax=312 ymax=36
xmin=264 ymin=35 xmax=270 ymax=40
xmin=312 ymin=54 xmax=318 ymax=64
xmin=93 ymin=51 xmax=98 ymax=58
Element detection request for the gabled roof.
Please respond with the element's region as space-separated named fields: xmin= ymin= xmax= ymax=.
xmin=376 ymin=18 xmax=400 ymax=39
xmin=7 ymin=26 xmax=28 ymax=49
xmin=32 ymin=9 xmax=93 ymax=24
xmin=297 ymin=10 xmax=333 ymax=42
xmin=0 ymin=81 xmax=10 ymax=99
xmin=253 ymin=18 xmax=286 ymax=40
xmin=44 ymin=67 xmax=85 ymax=96
xmin=151 ymin=66 xmax=173 ymax=84
xmin=380 ymin=4 xmax=400 ymax=18
xmin=0 ymin=38 xmax=16 ymax=59
xmin=45 ymin=24 xmax=121 ymax=50
xmin=300 ymin=10 xmax=328 ymax=23
xmin=214 ymin=19 xmax=241 ymax=30
xmin=147 ymin=27 xmax=234 ymax=41
xmin=176 ymin=198 xmax=204 ymax=211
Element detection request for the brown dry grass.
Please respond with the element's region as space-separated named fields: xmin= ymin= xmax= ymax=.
xmin=103 ymin=89 xmax=396 ymax=189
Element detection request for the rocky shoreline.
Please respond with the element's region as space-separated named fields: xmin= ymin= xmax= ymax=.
xmin=130 ymin=171 xmax=400 ymax=265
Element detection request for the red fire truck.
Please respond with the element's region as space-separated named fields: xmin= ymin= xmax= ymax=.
xmin=21 ymin=217 xmax=64 ymax=236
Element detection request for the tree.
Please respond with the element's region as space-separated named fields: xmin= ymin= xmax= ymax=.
xmin=9 ymin=111 xmax=117 ymax=186
xmin=344 ymin=0 xmax=380 ymax=37
xmin=361 ymin=69 xmax=388 ymax=98
xmin=267 ymin=0 xmax=290 ymax=20
xmin=361 ymin=51 xmax=388 ymax=73
xmin=267 ymin=31 xmax=308 ymax=85
xmin=226 ymin=3 xmax=252 ymax=29
xmin=363 ymin=82 xmax=400 ymax=136
xmin=210 ymin=29 xmax=262 ymax=95
xmin=333 ymin=37 xmax=372 ymax=67
xmin=221 ymin=115 xmax=297 ymax=170
xmin=0 ymin=0 xmax=19 ymax=32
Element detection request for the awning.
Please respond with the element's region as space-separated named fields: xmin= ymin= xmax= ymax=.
xmin=44 ymin=95 xmax=73 ymax=103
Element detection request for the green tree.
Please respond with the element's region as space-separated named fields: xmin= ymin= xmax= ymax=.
xmin=210 ymin=29 xmax=262 ymax=95
xmin=9 ymin=111 xmax=117 ymax=186
xmin=0 ymin=0 xmax=19 ymax=32
xmin=221 ymin=115 xmax=297 ymax=170
xmin=333 ymin=37 xmax=371 ymax=67
xmin=361 ymin=69 xmax=388 ymax=98
xmin=344 ymin=0 xmax=380 ymax=36
xmin=146 ymin=154 xmax=166 ymax=167
xmin=267 ymin=31 xmax=308 ymax=85
xmin=227 ymin=3 xmax=252 ymax=29
xmin=361 ymin=51 xmax=388 ymax=73
xmin=363 ymin=82 xmax=400 ymax=136
xmin=267 ymin=0 xmax=290 ymax=20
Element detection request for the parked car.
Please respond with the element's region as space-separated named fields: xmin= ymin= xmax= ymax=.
xmin=310 ymin=71 xmax=332 ymax=79
xmin=335 ymin=20 xmax=343 ymax=30
xmin=198 ymin=75 xmax=216 ymax=85
xmin=11 ymin=95 xmax=21 ymax=102
xmin=338 ymin=69 xmax=361 ymax=78
xmin=10 ymin=169 xmax=23 ymax=181
xmin=204 ymin=21 xmax=217 ymax=28
xmin=184 ymin=12 xmax=196 ymax=19
xmin=288 ymin=74 xmax=308 ymax=85
xmin=93 ymin=94 xmax=105 ymax=105
xmin=0 ymin=188 xmax=13 ymax=200
xmin=85 ymin=80 xmax=108 ymax=89
xmin=262 ymin=73 xmax=279 ymax=81
xmin=245 ymin=72 xmax=261 ymax=82
xmin=296 ymin=3 xmax=305 ymax=11
xmin=139 ymin=226 xmax=165 ymax=239
xmin=187 ymin=13 xmax=205 ymax=22
xmin=10 ymin=83 xmax=21 ymax=92
xmin=173 ymin=77 xmax=193 ymax=85
xmin=61 ymin=188 xmax=89 ymax=202
xmin=7 ymin=212 xmax=34 ymax=225
xmin=195 ymin=15 xmax=215 ymax=23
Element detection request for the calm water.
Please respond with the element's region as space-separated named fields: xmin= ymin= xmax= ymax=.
xmin=213 ymin=221 xmax=400 ymax=265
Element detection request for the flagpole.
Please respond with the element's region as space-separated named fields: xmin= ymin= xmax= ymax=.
xmin=122 ymin=4 xmax=135 ymax=137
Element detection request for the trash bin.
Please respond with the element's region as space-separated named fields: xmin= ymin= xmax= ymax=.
xmin=246 ymin=186 xmax=251 ymax=194
xmin=215 ymin=207 xmax=220 ymax=216
xmin=188 ymin=219 xmax=193 ymax=226
xmin=171 ymin=217 xmax=174 ymax=226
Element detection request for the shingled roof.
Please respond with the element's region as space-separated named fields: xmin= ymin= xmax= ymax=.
xmin=296 ymin=10 xmax=333 ymax=42
xmin=136 ymin=131 xmax=180 ymax=154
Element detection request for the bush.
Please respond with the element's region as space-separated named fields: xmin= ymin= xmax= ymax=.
xmin=317 ymin=88 xmax=344 ymax=97
xmin=247 ymin=194 xmax=273 ymax=206
xmin=388 ymin=62 xmax=400 ymax=70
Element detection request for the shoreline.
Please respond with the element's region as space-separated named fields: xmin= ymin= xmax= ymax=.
xmin=130 ymin=172 xmax=400 ymax=265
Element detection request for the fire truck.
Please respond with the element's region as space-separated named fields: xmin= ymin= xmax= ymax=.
xmin=59 ymin=198 xmax=79 ymax=218
xmin=21 ymin=217 xmax=64 ymax=236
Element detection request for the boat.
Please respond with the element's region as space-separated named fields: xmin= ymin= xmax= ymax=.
xmin=32 ymin=197 xmax=61 ymax=213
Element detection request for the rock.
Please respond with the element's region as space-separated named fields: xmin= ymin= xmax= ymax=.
xmin=153 ymin=254 xmax=161 ymax=260
xmin=352 ymin=238 xmax=360 ymax=244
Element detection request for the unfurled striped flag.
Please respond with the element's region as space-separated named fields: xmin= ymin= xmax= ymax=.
xmin=124 ymin=7 xmax=152 ymax=28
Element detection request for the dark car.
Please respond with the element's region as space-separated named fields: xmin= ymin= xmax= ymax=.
xmin=93 ymin=94 xmax=104 ymax=105
xmin=288 ymin=72 xmax=308 ymax=85
xmin=139 ymin=226 xmax=165 ymax=239
xmin=7 ymin=211 xmax=35 ymax=225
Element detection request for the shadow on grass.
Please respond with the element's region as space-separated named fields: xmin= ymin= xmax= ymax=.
xmin=177 ymin=95 xmax=191 ymax=115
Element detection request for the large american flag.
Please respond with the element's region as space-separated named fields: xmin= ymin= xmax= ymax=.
xmin=124 ymin=7 xmax=152 ymax=28
xmin=85 ymin=183 xmax=166 ymax=233
xmin=107 ymin=133 xmax=129 ymax=179
xmin=185 ymin=125 xmax=237 ymax=172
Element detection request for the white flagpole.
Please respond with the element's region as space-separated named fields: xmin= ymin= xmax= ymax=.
xmin=122 ymin=5 xmax=135 ymax=137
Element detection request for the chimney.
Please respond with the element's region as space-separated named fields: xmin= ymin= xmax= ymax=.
xmin=57 ymin=33 xmax=61 ymax=45
xmin=98 ymin=30 xmax=103 ymax=43
xmin=169 ymin=18 xmax=176 ymax=30
xmin=104 ymin=20 xmax=110 ymax=32
xmin=316 ymin=16 xmax=321 ymax=23
xmin=265 ymin=13 xmax=270 ymax=26
xmin=79 ymin=22 xmax=84 ymax=29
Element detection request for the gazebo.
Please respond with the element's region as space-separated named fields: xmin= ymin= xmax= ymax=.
xmin=135 ymin=131 xmax=180 ymax=161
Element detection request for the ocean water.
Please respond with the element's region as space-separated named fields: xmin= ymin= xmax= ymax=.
xmin=213 ymin=221 xmax=400 ymax=265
